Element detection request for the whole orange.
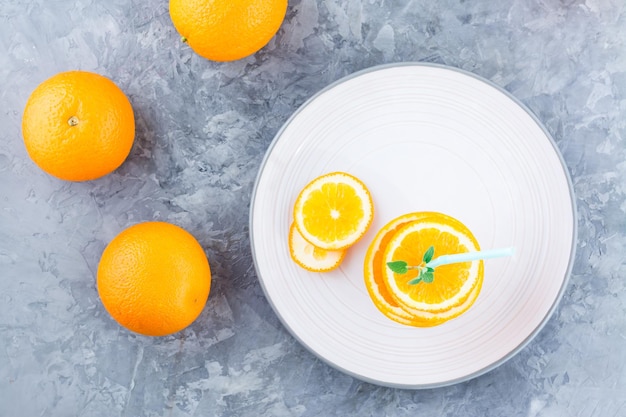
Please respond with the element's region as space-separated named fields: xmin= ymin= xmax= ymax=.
xmin=169 ymin=0 xmax=288 ymax=61
xmin=97 ymin=222 xmax=212 ymax=337
xmin=22 ymin=70 xmax=135 ymax=181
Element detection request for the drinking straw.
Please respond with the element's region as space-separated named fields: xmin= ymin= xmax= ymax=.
xmin=426 ymin=247 xmax=515 ymax=269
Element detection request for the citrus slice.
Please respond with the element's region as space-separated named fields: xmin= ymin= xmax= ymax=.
xmin=364 ymin=212 xmax=431 ymax=326
xmin=382 ymin=212 xmax=483 ymax=315
xmin=404 ymin=275 xmax=483 ymax=325
xmin=364 ymin=212 xmax=483 ymax=327
xmin=293 ymin=172 xmax=374 ymax=250
xmin=289 ymin=223 xmax=346 ymax=272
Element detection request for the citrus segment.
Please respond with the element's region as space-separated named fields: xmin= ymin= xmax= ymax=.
xmin=382 ymin=213 xmax=482 ymax=314
xmin=293 ymin=172 xmax=374 ymax=250
xmin=97 ymin=222 xmax=211 ymax=336
xmin=22 ymin=70 xmax=135 ymax=181
xmin=289 ymin=223 xmax=346 ymax=272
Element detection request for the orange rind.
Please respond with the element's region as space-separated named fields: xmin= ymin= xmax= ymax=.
xmin=289 ymin=223 xmax=346 ymax=272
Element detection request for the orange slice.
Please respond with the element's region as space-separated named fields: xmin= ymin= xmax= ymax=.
xmin=293 ymin=172 xmax=374 ymax=250
xmin=382 ymin=212 xmax=483 ymax=315
xmin=288 ymin=223 xmax=346 ymax=272
xmin=405 ymin=275 xmax=483 ymax=325
xmin=364 ymin=212 xmax=432 ymax=326
xmin=364 ymin=212 xmax=483 ymax=327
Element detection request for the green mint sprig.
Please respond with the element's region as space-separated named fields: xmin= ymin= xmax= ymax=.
xmin=387 ymin=246 xmax=436 ymax=285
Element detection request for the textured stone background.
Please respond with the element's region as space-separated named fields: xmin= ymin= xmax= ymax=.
xmin=1 ymin=0 xmax=625 ymax=416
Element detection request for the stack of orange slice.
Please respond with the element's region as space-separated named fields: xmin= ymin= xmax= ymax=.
xmin=364 ymin=211 xmax=484 ymax=327
xmin=289 ymin=172 xmax=374 ymax=272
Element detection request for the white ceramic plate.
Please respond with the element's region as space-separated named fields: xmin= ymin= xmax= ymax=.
xmin=250 ymin=63 xmax=576 ymax=388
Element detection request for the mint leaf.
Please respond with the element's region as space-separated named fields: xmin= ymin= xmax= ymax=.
xmin=407 ymin=276 xmax=423 ymax=285
xmin=387 ymin=261 xmax=408 ymax=274
xmin=423 ymin=246 xmax=435 ymax=264
xmin=393 ymin=246 xmax=438 ymax=284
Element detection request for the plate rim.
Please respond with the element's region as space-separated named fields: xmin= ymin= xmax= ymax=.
xmin=248 ymin=62 xmax=578 ymax=389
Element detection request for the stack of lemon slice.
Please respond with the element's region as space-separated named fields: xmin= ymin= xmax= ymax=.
xmin=364 ymin=212 xmax=484 ymax=327
xmin=289 ymin=172 xmax=374 ymax=272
